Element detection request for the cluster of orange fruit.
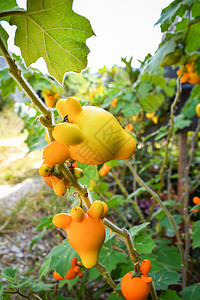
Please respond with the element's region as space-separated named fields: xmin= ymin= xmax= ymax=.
xmin=121 ymin=259 xmax=152 ymax=300
xmin=177 ymin=60 xmax=200 ymax=85
xmin=39 ymin=160 xmax=84 ymax=197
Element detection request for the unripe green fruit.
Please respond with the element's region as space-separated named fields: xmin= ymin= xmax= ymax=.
xmin=73 ymin=168 xmax=84 ymax=179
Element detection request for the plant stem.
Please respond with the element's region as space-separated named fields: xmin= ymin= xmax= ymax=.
xmin=159 ymin=75 xmax=182 ymax=193
xmin=111 ymin=169 xmax=129 ymax=197
xmin=183 ymin=118 xmax=200 ymax=288
xmin=125 ymin=161 xmax=186 ymax=279
xmin=147 ymin=75 xmax=182 ymax=221
xmin=150 ymin=282 xmax=158 ymax=300
xmin=95 ymin=263 xmax=118 ymax=291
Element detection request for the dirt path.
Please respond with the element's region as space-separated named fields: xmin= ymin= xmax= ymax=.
xmin=0 ymin=136 xmax=44 ymax=210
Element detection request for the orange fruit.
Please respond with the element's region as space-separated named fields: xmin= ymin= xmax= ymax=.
xmin=99 ymin=164 xmax=110 ymax=177
xmin=140 ymin=259 xmax=151 ymax=275
xmin=121 ymin=272 xmax=151 ymax=300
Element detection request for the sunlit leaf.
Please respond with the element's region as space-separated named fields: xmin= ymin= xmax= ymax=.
xmin=10 ymin=0 xmax=95 ymax=84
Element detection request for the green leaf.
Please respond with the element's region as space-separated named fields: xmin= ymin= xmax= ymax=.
xmin=175 ymin=18 xmax=189 ymax=32
xmin=160 ymin=214 xmax=183 ymax=231
xmin=10 ymin=0 xmax=95 ymax=84
xmin=106 ymin=293 xmax=124 ymax=300
xmin=186 ymin=23 xmax=200 ymax=53
xmin=18 ymin=276 xmax=35 ymax=288
xmin=137 ymin=82 xmax=152 ymax=98
xmin=99 ymin=243 xmax=127 ymax=272
xmin=0 ymin=281 xmax=3 ymax=298
xmin=155 ymin=2 xmax=181 ymax=27
xmin=0 ymin=0 xmax=21 ymax=13
xmin=78 ymin=163 xmax=99 ymax=187
xmin=139 ymin=93 xmax=164 ymax=113
xmin=146 ymin=34 xmax=183 ymax=72
xmin=48 ymin=240 xmax=78 ymax=278
xmin=128 ymin=222 xmax=150 ymax=237
xmin=174 ymin=114 xmax=191 ymax=130
xmin=191 ymin=220 xmax=200 ymax=249
xmin=180 ymin=284 xmax=200 ymax=300
xmin=0 ymin=76 xmax=17 ymax=97
xmin=89 ymin=241 xmax=127 ymax=280
xmin=151 ymin=269 xmax=181 ymax=290
xmin=192 ymin=2 xmax=200 ymax=17
xmin=31 ymin=282 xmax=54 ymax=292
xmin=134 ymin=234 xmax=156 ymax=254
xmin=39 ymin=256 xmax=51 ymax=279
xmin=160 ymin=290 xmax=181 ymax=300
xmin=122 ymin=104 xmax=141 ymax=117
xmin=105 ymin=227 xmax=116 ymax=243
xmin=157 ymin=246 xmax=181 ymax=270
xmin=106 ymin=194 xmax=125 ymax=209
xmin=1 ymin=267 xmax=18 ymax=282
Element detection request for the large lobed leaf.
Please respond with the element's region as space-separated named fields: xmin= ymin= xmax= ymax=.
xmin=9 ymin=0 xmax=95 ymax=84
xmin=39 ymin=240 xmax=78 ymax=278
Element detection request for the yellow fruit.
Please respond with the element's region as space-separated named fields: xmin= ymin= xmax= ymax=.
xmin=51 ymin=176 xmax=66 ymax=197
xmin=131 ymin=115 xmax=137 ymax=122
xmin=52 ymin=213 xmax=72 ymax=228
xmin=101 ymin=202 xmax=108 ymax=219
xmin=45 ymin=133 xmax=50 ymax=143
xmin=152 ymin=116 xmax=159 ymax=124
xmin=196 ymin=103 xmax=200 ymax=117
xmin=39 ymin=164 xmax=53 ymax=177
xmin=71 ymin=206 xmax=85 ymax=222
xmin=87 ymin=201 xmax=104 ymax=219
xmin=43 ymin=141 xmax=70 ymax=165
xmin=56 ymin=99 xmax=68 ymax=119
xmin=52 ymin=209 xmax=106 ymax=269
xmin=188 ymin=72 xmax=200 ymax=85
xmin=145 ymin=112 xmax=155 ymax=119
xmin=73 ymin=168 xmax=84 ymax=179
xmin=52 ymin=123 xmax=85 ymax=146
xmin=52 ymin=97 xmax=136 ymax=165
xmin=181 ymin=72 xmax=190 ymax=83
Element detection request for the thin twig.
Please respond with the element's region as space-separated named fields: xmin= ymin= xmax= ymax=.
xmin=125 ymin=160 xmax=186 ymax=283
xmin=159 ymin=75 xmax=182 ymax=193
xmin=183 ymin=118 xmax=200 ymax=288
